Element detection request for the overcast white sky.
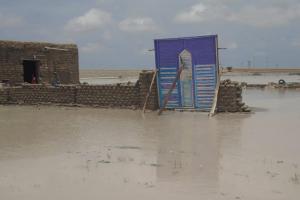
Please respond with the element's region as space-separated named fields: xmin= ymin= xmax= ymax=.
xmin=1 ymin=0 xmax=300 ymax=68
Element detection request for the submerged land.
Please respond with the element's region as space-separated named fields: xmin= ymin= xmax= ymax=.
xmin=79 ymin=68 xmax=300 ymax=86
xmin=0 ymin=68 xmax=300 ymax=199
xmin=0 ymin=88 xmax=300 ymax=199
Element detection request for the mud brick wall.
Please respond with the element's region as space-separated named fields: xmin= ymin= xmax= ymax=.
xmin=139 ymin=71 xmax=159 ymax=110
xmin=7 ymin=85 xmax=76 ymax=104
xmin=76 ymin=84 xmax=140 ymax=108
xmin=0 ymin=40 xmax=79 ymax=84
xmin=217 ymin=80 xmax=250 ymax=112
xmin=0 ymin=73 xmax=249 ymax=113
xmin=0 ymin=89 xmax=8 ymax=104
xmin=0 ymin=71 xmax=160 ymax=110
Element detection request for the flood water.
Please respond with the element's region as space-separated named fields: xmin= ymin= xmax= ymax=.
xmin=79 ymin=71 xmax=300 ymax=85
xmin=222 ymin=73 xmax=300 ymax=84
xmin=0 ymin=88 xmax=300 ymax=200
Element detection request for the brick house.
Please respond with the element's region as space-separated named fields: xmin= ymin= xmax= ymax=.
xmin=0 ymin=40 xmax=79 ymax=85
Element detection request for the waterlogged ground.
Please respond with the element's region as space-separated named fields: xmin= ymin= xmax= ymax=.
xmin=0 ymin=89 xmax=300 ymax=200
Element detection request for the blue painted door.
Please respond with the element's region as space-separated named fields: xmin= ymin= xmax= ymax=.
xmin=194 ymin=64 xmax=217 ymax=111
xmin=157 ymin=66 xmax=181 ymax=108
xmin=155 ymin=35 xmax=218 ymax=110
xmin=155 ymin=39 xmax=183 ymax=108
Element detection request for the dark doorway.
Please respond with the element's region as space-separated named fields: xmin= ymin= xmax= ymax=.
xmin=23 ymin=60 xmax=39 ymax=84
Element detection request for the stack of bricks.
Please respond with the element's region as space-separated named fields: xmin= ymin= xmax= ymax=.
xmin=217 ymin=79 xmax=250 ymax=113
xmin=76 ymin=84 xmax=140 ymax=108
xmin=138 ymin=70 xmax=159 ymax=110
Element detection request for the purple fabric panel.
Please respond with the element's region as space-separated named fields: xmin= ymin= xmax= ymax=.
xmin=155 ymin=39 xmax=184 ymax=67
xmin=184 ymin=36 xmax=217 ymax=65
xmin=155 ymin=35 xmax=217 ymax=68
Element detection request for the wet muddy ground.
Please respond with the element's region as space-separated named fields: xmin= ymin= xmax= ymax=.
xmin=0 ymin=88 xmax=300 ymax=200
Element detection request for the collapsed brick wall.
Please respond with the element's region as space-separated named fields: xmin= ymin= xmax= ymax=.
xmin=0 ymin=71 xmax=160 ymax=110
xmin=0 ymin=40 xmax=79 ymax=84
xmin=217 ymin=80 xmax=250 ymax=112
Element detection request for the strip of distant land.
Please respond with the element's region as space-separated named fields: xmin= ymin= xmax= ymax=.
xmin=80 ymin=69 xmax=142 ymax=78
xmin=222 ymin=67 xmax=300 ymax=74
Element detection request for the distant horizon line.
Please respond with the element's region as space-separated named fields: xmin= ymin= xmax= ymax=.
xmin=79 ymin=66 xmax=300 ymax=70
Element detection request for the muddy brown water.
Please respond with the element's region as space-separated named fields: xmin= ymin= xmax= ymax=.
xmin=0 ymin=88 xmax=300 ymax=200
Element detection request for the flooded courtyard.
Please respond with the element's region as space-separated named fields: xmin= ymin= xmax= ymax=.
xmin=0 ymin=88 xmax=300 ymax=199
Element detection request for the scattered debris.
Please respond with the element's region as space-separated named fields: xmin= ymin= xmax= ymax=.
xmin=266 ymin=171 xmax=280 ymax=178
xmin=243 ymin=81 xmax=300 ymax=89
xmin=98 ymin=160 xmax=111 ymax=164
xmin=114 ymin=146 xmax=142 ymax=150
xmin=278 ymin=79 xmax=286 ymax=85
xmin=149 ymin=163 xmax=162 ymax=167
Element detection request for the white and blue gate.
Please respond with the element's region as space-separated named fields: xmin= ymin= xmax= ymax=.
xmin=155 ymin=35 xmax=219 ymax=111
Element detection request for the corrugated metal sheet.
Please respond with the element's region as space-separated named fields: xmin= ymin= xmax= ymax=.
xmin=155 ymin=35 xmax=219 ymax=111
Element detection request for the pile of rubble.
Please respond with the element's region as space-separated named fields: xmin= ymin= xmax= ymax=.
xmin=217 ymin=79 xmax=251 ymax=113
